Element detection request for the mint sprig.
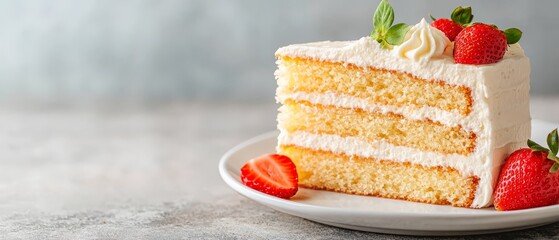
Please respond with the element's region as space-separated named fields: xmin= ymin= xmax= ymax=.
xmin=528 ymin=128 xmax=559 ymax=173
xmin=370 ymin=0 xmax=410 ymax=48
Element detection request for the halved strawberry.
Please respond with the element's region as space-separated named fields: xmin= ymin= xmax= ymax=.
xmin=240 ymin=153 xmax=298 ymax=199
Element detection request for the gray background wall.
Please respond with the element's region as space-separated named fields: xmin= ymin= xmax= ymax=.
xmin=0 ymin=0 xmax=555 ymax=102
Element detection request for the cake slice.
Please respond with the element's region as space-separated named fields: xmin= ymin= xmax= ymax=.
xmin=274 ymin=4 xmax=530 ymax=208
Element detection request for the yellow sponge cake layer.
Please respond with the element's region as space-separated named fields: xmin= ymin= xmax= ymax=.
xmin=279 ymin=145 xmax=479 ymax=207
xmin=277 ymin=57 xmax=473 ymax=115
xmin=279 ymin=101 xmax=476 ymax=155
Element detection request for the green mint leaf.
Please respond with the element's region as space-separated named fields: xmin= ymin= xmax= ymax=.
xmin=547 ymin=128 xmax=559 ymax=154
xmin=386 ymin=23 xmax=411 ymax=45
xmin=504 ymin=28 xmax=523 ymax=44
xmin=451 ymin=6 xmax=474 ymax=25
xmin=373 ymin=0 xmax=394 ymax=34
xmin=550 ymin=163 xmax=559 ymax=173
xmin=528 ymin=139 xmax=549 ymax=153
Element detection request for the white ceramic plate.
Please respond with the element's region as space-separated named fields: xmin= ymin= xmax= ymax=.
xmin=219 ymin=119 xmax=559 ymax=236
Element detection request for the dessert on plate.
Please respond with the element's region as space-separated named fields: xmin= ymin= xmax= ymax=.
xmin=273 ymin=1 xmax=530 ymax=208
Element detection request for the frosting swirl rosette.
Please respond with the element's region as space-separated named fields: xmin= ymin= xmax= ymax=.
xmin=393 ymin=18 xmax=451 ymax=62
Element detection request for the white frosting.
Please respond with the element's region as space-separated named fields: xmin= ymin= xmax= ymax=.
xmin=275 ymin=37 xmax=531 ymax=208
xmin=276 ymin=87 xmax=530 ymax=139
xmin=393 ymin=19 xmax=451 ymax=62
xmin=278 ymin=130 xmax=529 ymax=178
xmin=278 ymin=130 xmax=528 ymax=207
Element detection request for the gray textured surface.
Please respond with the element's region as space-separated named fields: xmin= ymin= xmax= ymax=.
xmin=0 ymin=98 xmax=558 ymax=239
xmin=0 ymin=0 xmax=557 ymax=101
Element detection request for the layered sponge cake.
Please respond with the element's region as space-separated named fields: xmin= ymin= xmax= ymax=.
xmin=275 ymin=33 xmax=530 ymax=208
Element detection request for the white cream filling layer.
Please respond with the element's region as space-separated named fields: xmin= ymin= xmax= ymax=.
xmin=278 ymin=129 xmax=529 ymax=208
xmin=276 ymin=88 xmax=530 ymax=138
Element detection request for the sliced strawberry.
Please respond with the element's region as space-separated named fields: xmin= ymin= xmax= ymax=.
xmin=240 ymin=153 xmax=298 ymax=199
xmin=431 ymin=18 xmax=463 ymax=41
xmin=494 ymin=129 xmax=559 ymax=211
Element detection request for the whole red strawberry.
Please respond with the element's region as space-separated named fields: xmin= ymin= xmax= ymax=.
xmin=453 ymin=24 xmax=508 ymax=65
xmin=240 ymin=153 xmax=298 ymax=199
xmin=430 ymin=6 xmax=522 ymax=65
xmin=430 ymin=6 xmax=473 ymax=41
xmin=494 ymin=129 xmax=559 ymax=211
xmin=431 ymin=18 xmax=463 ymax=41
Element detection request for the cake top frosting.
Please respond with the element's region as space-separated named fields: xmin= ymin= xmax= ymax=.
xmin=276 ymin=37 xmax=526 ymax=70
xmin=283 ymin=0 xmax=523 ymax=66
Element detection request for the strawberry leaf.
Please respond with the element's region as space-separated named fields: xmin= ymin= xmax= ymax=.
xmin=429 ymin=14 xmax=437 ymax=21
xmin=451 ymin=6 xmax=474 ymax=25
xmin=528 ymin=139 xmax=549 ymax=153
xmin=547 ymin=128 xmax=558 ymax=154
xmin=504 ymin=28 xmax=522 ymax=44
xmin=548 ymin=151 xmax=559 ymax=162
xmin=386 ymin=23 xmax=411 ymax=45
xmin=550 ymin=163 xmax=559 ymax=174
